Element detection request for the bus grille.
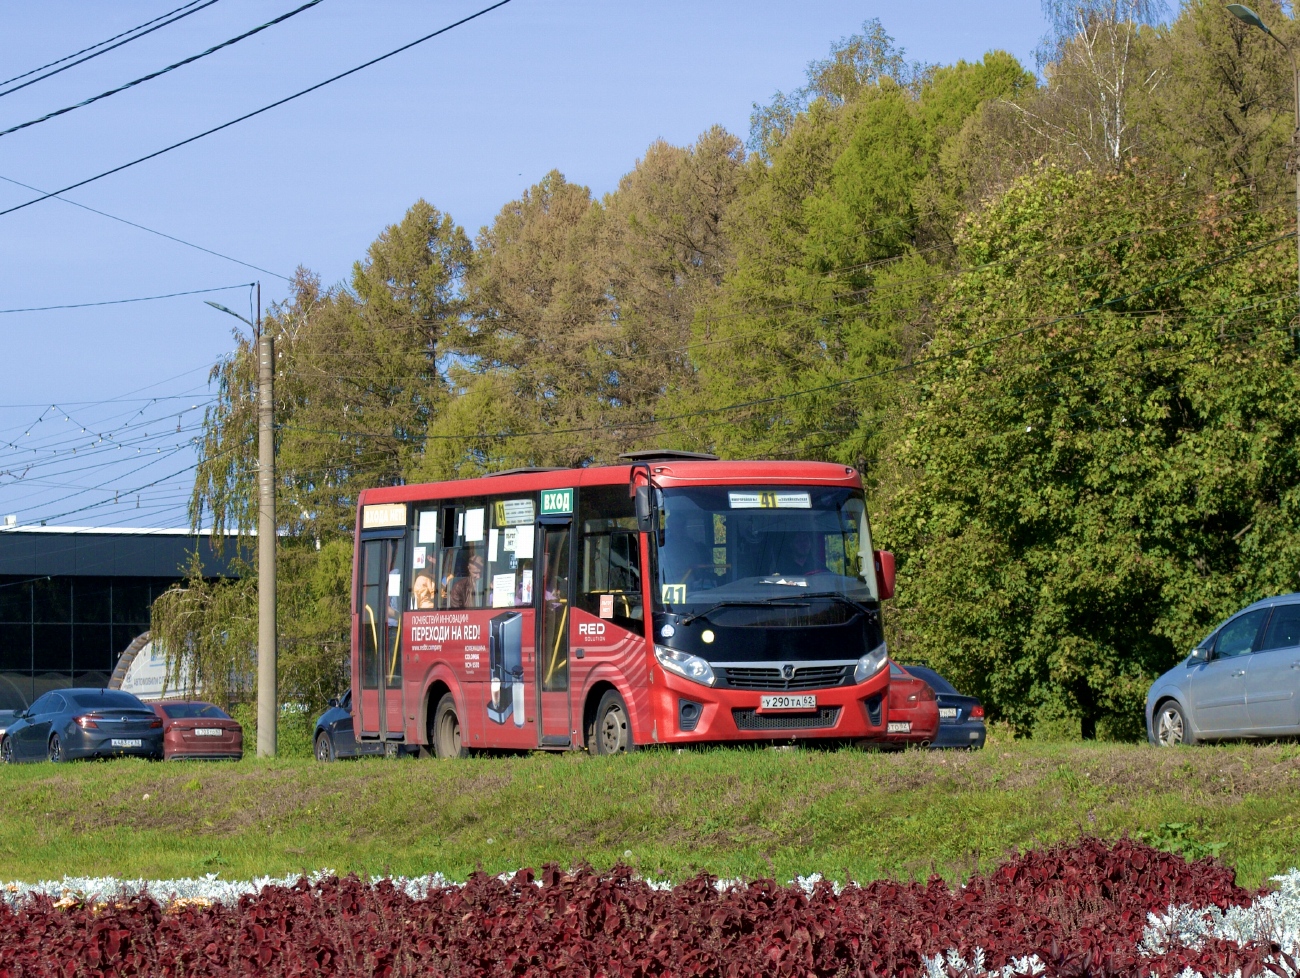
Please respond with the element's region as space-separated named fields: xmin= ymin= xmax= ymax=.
xmin=731 ymin=707 xmax=841 ymax=731
xmin=719 ymin=665 xmax=848 ymax=690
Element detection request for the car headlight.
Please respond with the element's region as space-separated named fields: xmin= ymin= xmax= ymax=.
xmin=654 ymin=645 xmax=716 ymax=686
xmin=854 ymin=642 xmax=888 ymax=683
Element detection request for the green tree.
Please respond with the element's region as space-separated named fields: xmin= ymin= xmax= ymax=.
xmin=676 ymin=48 xmax=1031 ymax=470
xmin=1135 ymin=0 xmax=1298 ymax=194
xmin=417 ymin=132 xmax=744 ymax=476
xmin=880 ymin=163 xmax=1300 ymax=739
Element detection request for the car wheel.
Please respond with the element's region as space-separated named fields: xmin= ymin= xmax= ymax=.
xmin=433 ymin=693 xmax=468 ymax=759
xmin=315 ymin=731 xmax=335 ymax=762
xmin=47 ymin=734 xmax=63 ymax=763
xmin=1155 ymin=700 xmax=1195 ymax=746
xmin=589 ymin=690 xmax=635 ymax=756
xmin=0 ymin=737 xmax=12 ymax=764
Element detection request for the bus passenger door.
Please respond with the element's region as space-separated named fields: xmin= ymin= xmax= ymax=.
xmin=358 ymin=536 xmax=406 ymax=741
xmin=536 ymin=520 xmax=573 ymax=746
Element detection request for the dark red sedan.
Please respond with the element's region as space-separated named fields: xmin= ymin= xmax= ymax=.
xmin=150 ymin=701 xmax=243 ymax=760
xmin=884 ymin=662 xmax=940 ymax=747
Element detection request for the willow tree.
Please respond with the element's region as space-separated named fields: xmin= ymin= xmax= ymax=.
xmin=152 ymin=201 xmax=470 ymax=713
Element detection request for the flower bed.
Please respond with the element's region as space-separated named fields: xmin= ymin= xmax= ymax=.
xmin=0 ymin=839 xmax=1296 ymax=977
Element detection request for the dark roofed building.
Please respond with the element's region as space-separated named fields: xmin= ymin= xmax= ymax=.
xmin=0 ymin=527 xmax=236 ymax=710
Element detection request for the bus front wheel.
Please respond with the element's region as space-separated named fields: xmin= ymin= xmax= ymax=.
xmin=433 ymin=693 xmax=469 ymax=759
xmin=589 ymin=690 xmax=635 ymax=756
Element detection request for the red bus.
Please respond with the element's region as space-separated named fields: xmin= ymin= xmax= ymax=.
xmin=350 ymin=451 xmax=895 ymax=757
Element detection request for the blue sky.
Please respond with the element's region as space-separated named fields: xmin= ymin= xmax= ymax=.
xmin=0 ymin=0 xmax=1048 ymax=529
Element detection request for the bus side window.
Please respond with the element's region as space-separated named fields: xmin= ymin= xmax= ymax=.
xmin=487 ymin=495 xmax=536 ymax=608
xmin=411 ymin=506 xmax=439 ymax=610
xmin=577 ymin=485 xmax=644 ymax=634
xmin=435 ymin=505 xmax=462 ymax=609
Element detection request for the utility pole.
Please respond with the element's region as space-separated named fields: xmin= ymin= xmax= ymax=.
xmin=256 ymin=282 xmax=277 ymax=757
xmin=204 ymin=284 xmax=277 ymax=756
xmin=1227 ymin=5 xmax=1300 ymax=351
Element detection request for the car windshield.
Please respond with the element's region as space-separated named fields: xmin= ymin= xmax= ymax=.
xmin=67 ymin=690 xmax=147 ymax=710
xmin=161 ymin=703 xmax=230 ymax=720
xmin=655 ymin=485 xmax=875 ymax=610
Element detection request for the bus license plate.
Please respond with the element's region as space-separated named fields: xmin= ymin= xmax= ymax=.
xmin=111 ymin=739 xmax=142 ymax=748
xmin=887 ymin=721 xmax=911 ymax=734
xmin=760 ymin=695 xmax=816 ymax=711
xmin=195 ymin=728 xmax=223 ymax=737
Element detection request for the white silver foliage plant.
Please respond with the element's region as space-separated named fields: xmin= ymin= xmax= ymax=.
xmin=1141 ymin=869 xmax=1300 ymax=976
xmin=0 ymin=869 xmax=455 ymax=907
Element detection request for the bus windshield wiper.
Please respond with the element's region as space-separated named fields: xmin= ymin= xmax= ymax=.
xmin=679 ymin=599 xmax=810 ymax=625
xmin=807 ymin=592 xmax=875 ymax=618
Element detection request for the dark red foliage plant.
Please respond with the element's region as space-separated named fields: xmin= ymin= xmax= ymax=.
xmin=0 ymin=838 xmax=1282 ymax=977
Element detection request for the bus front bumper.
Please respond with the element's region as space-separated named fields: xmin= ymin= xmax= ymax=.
xmin=649 ymin=666 xmax=891 ymax=744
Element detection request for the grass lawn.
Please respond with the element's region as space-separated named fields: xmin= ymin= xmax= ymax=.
xmin=0 ymin=737 xmax=1297 ymax=889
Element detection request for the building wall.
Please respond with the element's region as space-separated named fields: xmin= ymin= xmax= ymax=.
xmin=0 ymin=530 xmax=235 ymax=710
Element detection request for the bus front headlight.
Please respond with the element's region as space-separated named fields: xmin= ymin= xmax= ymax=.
xmin=655 ymin=645 xmax=716 ymax=686
xmin=854 ymin=642 xmax=888 ymax=683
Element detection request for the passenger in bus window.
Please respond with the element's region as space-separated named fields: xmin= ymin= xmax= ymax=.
xmin=412 ymin=569 xmax=438 ymax=610
xmin=449 ymin=551 xmax=484 ymax=609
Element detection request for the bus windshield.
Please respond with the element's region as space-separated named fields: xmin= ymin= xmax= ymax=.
xmin=655 ymin=485 xmax=876 ymax=609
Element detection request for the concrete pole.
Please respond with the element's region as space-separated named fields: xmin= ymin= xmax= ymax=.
xmin=256 ymin=284 xmax=277 ymax=757
xmin=1291 ymin=53 xmax=1299 ymax=354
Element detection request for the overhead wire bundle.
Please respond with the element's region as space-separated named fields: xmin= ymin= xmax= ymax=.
xmin=0 ymin=0 xmax=519 ymax=529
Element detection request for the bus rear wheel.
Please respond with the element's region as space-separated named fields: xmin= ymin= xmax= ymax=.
xmin=433 ymin=693 xmax=468 ymax=759
xmin=589 ymin=690 xmax=634 ymax=756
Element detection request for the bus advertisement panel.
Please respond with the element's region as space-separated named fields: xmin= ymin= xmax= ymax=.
xmin=351 ymin=456 xmax=894 ymax=756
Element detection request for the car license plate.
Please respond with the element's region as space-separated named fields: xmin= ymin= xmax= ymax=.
xmin=759 ymin=694 xmax=816 ymax=711
xmin=938 ymin=708 xmax=958 ymax=719
xmin=887 ymin=721 xmax=911 ymax=733
xmin=111 ymin=739 xmax=142 ymax=748
xmin=194 ymin=728 xmax=223 ymax=737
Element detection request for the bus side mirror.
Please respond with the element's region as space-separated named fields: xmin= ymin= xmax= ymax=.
xmin=873 ymin=550 xmax=895 ymax=600
xmin=634 ymin=485 xmax=654 ymax=533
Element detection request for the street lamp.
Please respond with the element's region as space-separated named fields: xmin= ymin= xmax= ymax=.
xmin=1227 ymin=5 xmax=1300 ymax=349
xmin=203 ymin=300 xmax=253 ymax=328
xmin=206 ymin=284 xmax=277 ymax=759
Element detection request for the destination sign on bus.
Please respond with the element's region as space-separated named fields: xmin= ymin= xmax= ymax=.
xmin=728 ymin=491 xmax=811 ymax=509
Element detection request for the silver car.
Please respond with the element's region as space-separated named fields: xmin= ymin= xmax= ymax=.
xmin=1147 ymin=595 xmax=1300 ymax=745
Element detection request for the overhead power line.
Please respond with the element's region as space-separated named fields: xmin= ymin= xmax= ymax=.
xmin=0 ymin=0 xmax=327 ymax=140
xmin=0 ymin=0 xmax=221 ymax=98
xmin=0 ymin=0 xmax=210 ymax=88
xmin=0 ymin=282 xmax=253 ymax=314
xmin=0 ymin=0 xmax=517 ymax=219
xmin=0 ymin=173 xmax=291 ymax=280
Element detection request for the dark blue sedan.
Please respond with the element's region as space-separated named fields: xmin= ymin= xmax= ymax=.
xmin=1 ymin=688 xmax=163 ymax=763
xmin=313 ymin=689 xmax=357 ymax=761
xmin=898 ymin=666 xmax=986 ymax=749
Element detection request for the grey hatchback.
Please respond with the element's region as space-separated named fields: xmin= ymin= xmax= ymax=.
xmin=0 ymin=688 xmax=163 ymax=762
xmin=1146 ymin=595 xmax=1300 ymax=745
